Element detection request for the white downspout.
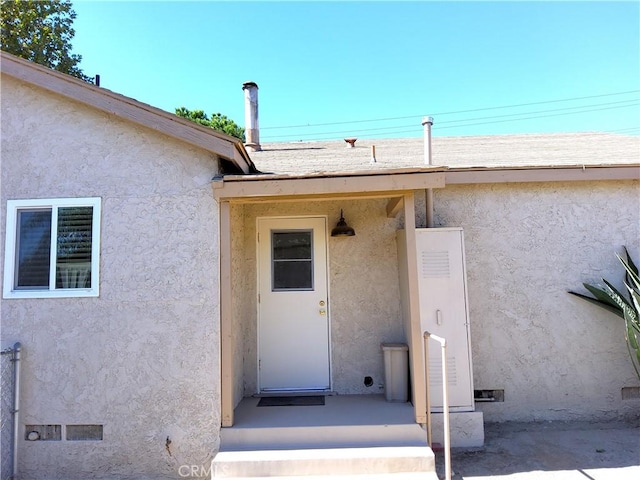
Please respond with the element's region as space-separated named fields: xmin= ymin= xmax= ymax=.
xmin=423 ymin=116 xmax=434 ymax=228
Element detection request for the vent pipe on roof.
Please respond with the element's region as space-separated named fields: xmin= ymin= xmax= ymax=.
xmin=242 ymin=81 xmax=261 ymax=152
xmin=423 ymin=116 xmax=434 ymax=166
xmin=423 ymin=116 xmax=434 ymax=228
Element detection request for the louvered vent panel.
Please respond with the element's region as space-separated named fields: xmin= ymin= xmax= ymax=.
xmin=421 ymin=251 xmax=450 ymax=278
xmin=428 ymin=356 xmax=457 ymax=386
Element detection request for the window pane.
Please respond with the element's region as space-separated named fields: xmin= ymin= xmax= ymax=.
xmin=16 ymin=210 xmax=52 ymax=289
xmin=56 ymin=207 xmax=93 ymax=289
xmin=272 ymin=230 xmax=313 ymax=290
xmin=273 ymin=231 xmax=312 ymax=260
xmin=273 ymin=260 xmax=313 ymax=290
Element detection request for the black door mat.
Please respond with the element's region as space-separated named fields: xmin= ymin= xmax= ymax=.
xmin=257 ymin=396 xmax=325 ymax=407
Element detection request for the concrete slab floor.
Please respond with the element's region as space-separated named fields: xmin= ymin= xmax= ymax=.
xmin=435 ymin=420 xmax=640 ymax=480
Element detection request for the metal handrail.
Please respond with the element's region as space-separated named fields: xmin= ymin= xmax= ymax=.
xmin=423 ymin=331 xmax=451 ymax=480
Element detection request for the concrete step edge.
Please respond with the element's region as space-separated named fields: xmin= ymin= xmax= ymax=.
xmin=215 ymin=473 xmax=440 ymax=480
xmin=220 ymin=424 xmax=428 ymax=450
xmin=214 ymin=445 xmax=434 ymax=462
xmin=212 ymin=446 xmax=435 ymax=477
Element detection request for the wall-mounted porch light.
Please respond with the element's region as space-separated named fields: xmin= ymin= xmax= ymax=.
xmin=331 ymin=210 xmax=355 ymax=237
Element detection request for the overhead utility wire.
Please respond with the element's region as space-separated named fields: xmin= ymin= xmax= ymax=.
xmin=437 ymin=99 xmax=637 ymax=125
xmin=264 ymin=101 xmax=639 ymax=140
xmin=262 ymin=100 xmax=640 ymax=141
xmin=364 ymin=103 xmax=640 ymax=137
xmin=435 ymin=102 xmax=640 ymax=130
xmin=261 ymin=90 xmax=640 ymax=130
xmin=607 ymin=126 xmax=640 ymax=133
xmin=266 ymin=102 xmax=640 ymax=141
xmin=367 ymin=119 xmax=640 ymax=138
xmin=362 ymin=102 xmax=640 ymax=136
xmin=335 ymin=115 xmax=640 ymax=140
xmin=280 ymin=122 xmax=640 ymax=142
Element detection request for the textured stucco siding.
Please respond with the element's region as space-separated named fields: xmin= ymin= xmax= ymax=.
xmin=231 ymin=181 xmax=640 ymax=423
xmin=236 ymin=200 xmax=406 ymax=396
xmin=1 ymin=77 xmax=221 ymax=478
xmin=427 ymin=180 xmax=640 ymax=422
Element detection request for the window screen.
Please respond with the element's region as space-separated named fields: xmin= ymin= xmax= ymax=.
xmin=56 ymin=206 xmax=93 ymax=289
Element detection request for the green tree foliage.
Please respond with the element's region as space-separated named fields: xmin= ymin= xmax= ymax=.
xmin=1 ymin=0 xmax=91 ymax=82
xmin=175 ymin=107 xmax=245 ymax=142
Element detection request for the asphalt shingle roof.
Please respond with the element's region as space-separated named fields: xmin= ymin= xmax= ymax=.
xmin=250 ymin=133 xmax=640 ymax=176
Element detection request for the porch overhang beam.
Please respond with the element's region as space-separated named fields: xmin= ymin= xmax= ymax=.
xmin=386 ymin=197 xmax=404 ymax=218
xmin=213 ymin=170 xmax=446 ymax=202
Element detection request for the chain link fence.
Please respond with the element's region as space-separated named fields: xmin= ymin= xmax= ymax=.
xmin=1 ymin=343 xmax=21 ymax=480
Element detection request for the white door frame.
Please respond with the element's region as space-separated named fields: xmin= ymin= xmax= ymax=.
xmin=256 ymin=215 xmax=332 ymax=392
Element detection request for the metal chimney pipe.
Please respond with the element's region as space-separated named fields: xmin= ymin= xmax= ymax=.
xmin=422 ymin=116 xmax=434 ymax=228
xmin=242 ymin=81 xmax=261 ymax=152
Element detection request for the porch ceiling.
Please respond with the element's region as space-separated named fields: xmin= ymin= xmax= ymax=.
xmin=212 ymin=167 xmax=446 ymax=204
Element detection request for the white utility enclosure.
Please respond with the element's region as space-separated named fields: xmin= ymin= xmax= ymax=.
xmin=397 ymin=227 xmax=475 ymax=411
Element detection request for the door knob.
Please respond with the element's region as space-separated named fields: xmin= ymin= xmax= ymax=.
xmin=319 ymin=300 xmax=326 ymax=306
xmin=319 ymin=309 xmax=326 ymax=315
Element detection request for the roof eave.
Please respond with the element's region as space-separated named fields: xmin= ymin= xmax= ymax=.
xmin=445 ymin=163 xmax=640 ymax=184
xmin=213 ymin=163 xmax=639 ymax=202
xmin=219 ymin=165 xmax=446 ymax=182
xmin=213 ymin=168 xmax=447 ymax=202
xmin=1 ymin=52 xmax=258 ymax=173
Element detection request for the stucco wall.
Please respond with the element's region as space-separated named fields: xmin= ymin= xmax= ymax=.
xmin=429 ymin=180 xmax=640 ymax=422
xmin=236 ymin=200 xmax=406 ymax=396
xmin=232 ymin=181 xmax=640 ymax=423
xmin=1 ymin=76 xmax=221 ymax=478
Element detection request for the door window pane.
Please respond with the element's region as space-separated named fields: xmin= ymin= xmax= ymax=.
xmin=273 ymin=231 xmax=312 ymax=259
xmin=272 ymin=231 xmax=313 ymax=290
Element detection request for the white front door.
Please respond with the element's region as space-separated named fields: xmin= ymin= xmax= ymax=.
xmin=257 ymin=217 xmax=330 ymax=392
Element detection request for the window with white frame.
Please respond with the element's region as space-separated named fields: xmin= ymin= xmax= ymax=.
xmin=3 ymin=198 xmax=101 ymax=298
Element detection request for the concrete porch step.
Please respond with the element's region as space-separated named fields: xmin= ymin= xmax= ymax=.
xmin=211 ymin=446 xmax=436 ymax=478
xmin=221 ymin=423 xmax=428 ymax=451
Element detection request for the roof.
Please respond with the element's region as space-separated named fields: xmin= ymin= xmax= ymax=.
xmin=250 ymin=133 xmax=640 ymax=176
xmin=2 ymin=52 xmax=636 ymax=184
xmin=213 ymin=132 xmax=639 ymax=200
xmin=0 ymin=51 xmax=258 ymax=174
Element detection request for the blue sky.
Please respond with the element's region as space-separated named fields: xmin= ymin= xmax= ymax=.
xmin=71 ymin=1 xmax=640 ymax=141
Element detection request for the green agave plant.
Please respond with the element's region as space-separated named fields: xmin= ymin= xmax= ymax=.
xmin=569 ymin=247 xmax=640 ymax=380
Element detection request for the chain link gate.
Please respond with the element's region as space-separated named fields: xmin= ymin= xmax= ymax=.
xmin=1 ymin=343 xmax=21 ymax=480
